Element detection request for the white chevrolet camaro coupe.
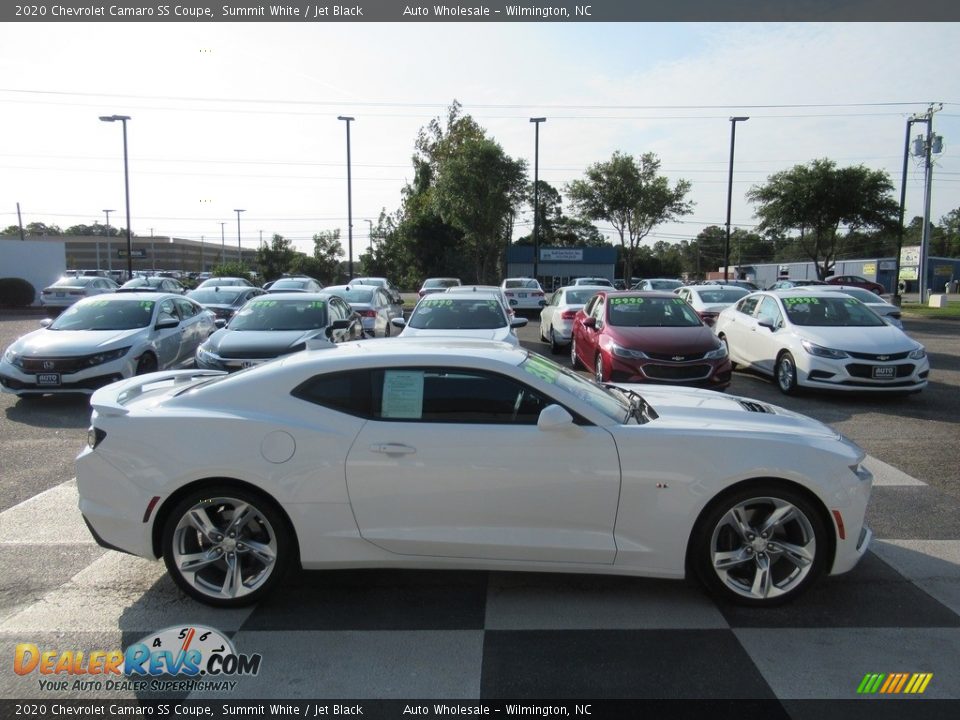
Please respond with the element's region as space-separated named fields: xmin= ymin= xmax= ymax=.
xmin=77 ymin=339 xmax=873 ymax=608
xmin=714 ymin=289 xmax=928 ymax=394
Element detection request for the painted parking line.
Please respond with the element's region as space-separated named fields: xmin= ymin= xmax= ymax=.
xmin=862 ymin=455 xmax=927 ymax=486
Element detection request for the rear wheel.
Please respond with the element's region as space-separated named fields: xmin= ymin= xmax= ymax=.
xmin=570 ymin=336 xmax=582 ymax=369
xmin=162 ymin=486 xmax=292 ymax=607
xmin=549 ymin=327 xmax=561 ymax=355
xmin=692 ymin=484 xmax=827 ymax=606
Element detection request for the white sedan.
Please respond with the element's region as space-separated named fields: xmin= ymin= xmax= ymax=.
xmin=1 ymin=293 xmax=216 ymax=397
xmin=538 ymin=285 xmax=608 ymax=353
xmin=391 ymin=292 xmax=527 ymax=346
xmin=39 ymin=275 xmax=118 ymax=312
xmin=77 ymin=338 xmax=873 ymax=608
xmin=714 ymin=289 xmax=928 ymax=394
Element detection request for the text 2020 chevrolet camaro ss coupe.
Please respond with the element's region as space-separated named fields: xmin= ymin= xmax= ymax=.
xmin=77 ymin=339 xmax=873 ymax=608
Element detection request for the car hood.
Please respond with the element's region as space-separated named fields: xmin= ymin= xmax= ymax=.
xmin=795 ymin=324 xmax=916 ymax=352
xmin=204 ymin=328 xmax=327 ymax=357
xmin=606 ymin=324 xmax=720 ymax=354
xmin=617 ymin=384 xmax=841 ymax=441
xmin=12 ymin=328 xmax=145 ymax=356
xmin=400 ymin=327 xmax=513 ymax=343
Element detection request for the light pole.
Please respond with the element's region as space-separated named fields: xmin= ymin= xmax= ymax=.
xmin=894 ymin=118 xmax=919 ymax=306
xmin=103 ymin=209 xmax=114 ymax=274
xmin=338 ymin=115 xmax=355 ymax=280
xmin=234 ymin=209 xmax=245 ymax=264
xmin=724 ymin=116 xmax=749 ymax=282
xmin=530 ymin=117 xmax=546 ymax=283
xmin=99 ymin=115 xmax=133 ymax=279
xmin=363 ymin=218 xmax=375 ymax=254
xmin=220 ymin=222 xmax=226 ymax=265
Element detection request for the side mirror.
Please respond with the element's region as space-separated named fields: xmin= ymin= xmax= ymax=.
xmin=537 ymin=404 xmax=575 ymax=432
xmin=155 ymin=316 xmax=180 ymax=330
xmin=583 ymin=317 xmax=597 ymax=329
xmin=758 ymin=320 xmax=776 ymax=332
xmin=510 ymin=317 xmax=528 ymax=328
xmin=215 ymin=318 xmax=227 ymax=329
xmin=391 ymin=317 xmax=406 ymax=328
xmin=39 ymin=318 xmax=52 ymax=328
xmin=329 ymin=319 xmax=351 ymax=332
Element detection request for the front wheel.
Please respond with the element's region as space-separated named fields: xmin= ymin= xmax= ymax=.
xmin=691 ymin=485 xmax=827 ymax=606
xmin=161 ymin=486 xmax=293 ymax=607
xmin=776 ymin=352 xmax=798 ymax=395
xmin=135 ymin=353 xmax=158 ymax=375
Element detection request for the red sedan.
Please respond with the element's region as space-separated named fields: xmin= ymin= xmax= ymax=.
xmin=570 ymin=291 xmax=732 ymax=390
xmin=826 ymin=275 xmax=885 ymax=294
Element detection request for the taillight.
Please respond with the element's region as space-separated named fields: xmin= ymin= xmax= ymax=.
xmin=560 ymin=310 xmax=577 ymax=320
xmin=358 ymin=310 xmax=377 ymax=318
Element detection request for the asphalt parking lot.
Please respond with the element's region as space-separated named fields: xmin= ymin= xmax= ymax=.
xmin=1 ymin=311 xmax=959 ymax=708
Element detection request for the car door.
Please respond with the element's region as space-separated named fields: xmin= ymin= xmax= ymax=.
xmin=173 ymin=298 xmax=207 ymax=361
xmin=343 ymin=366 xmax=621 ymax=563
xmin=151 ymin=298 xmax=186 ymax=368
xmin=720 ymin=295 xmax=761 ymax=366
xmin=750 ymin=296 xmax=787 ymax=374
xmin=541 ymin=290 xmax=558 ymax=331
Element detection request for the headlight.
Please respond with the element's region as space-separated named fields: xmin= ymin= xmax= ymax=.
xmin=909 ymin=346 xmax=926 ymax=360
xmin=610 ymin=343 xmax=648 ymax=360
xmin=3 ymin=348 xmax=22 ymax=367
xmin=83 ymin=347 xmax=131 ymax=368
xmin=704 ymin=344 xmax=728 ymax=360
xmin=801 ymin=340 xmax=849 ymax=359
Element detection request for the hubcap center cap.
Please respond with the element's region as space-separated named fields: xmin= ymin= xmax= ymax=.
xmin=750 ymin=537 xmax=769 ymax=553
xmin=220 ymin=537 xmax=238 ymax=552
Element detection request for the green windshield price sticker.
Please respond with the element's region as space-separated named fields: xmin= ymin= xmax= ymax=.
xmin=784 ymin=297 xmax=820 ymax=305
xmin=90 ymin=300 xmax=110 ymax=307
xmin=610 ymin=297 xmax=644 ymax=305
xmin=307 ymin=301 xmax=326 ymax=309
xmin=422 ymin=299 xmax=453 ymax=307
xmin=139 ymin=301 xmax=155 ymax=310
xmin=250 ymin=300 xmax=278 ymax=308
xmin=522 ymin=354 xmax=559 ymax=383
xmin=673 ymin=298 xmax=686 ymax=304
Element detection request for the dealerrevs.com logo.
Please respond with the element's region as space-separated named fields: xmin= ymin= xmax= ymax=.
xmin=14 ymin=625 xmax=262 ymax=693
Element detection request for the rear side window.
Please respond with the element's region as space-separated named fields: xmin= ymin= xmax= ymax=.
xmin=737 ymin=296 xmax=760 ymax=316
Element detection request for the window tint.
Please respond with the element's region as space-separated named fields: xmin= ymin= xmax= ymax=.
xmin=737 ymin=296 xmax=760 ymax=316
xmin=175 ymin=298 xmax=199 ymax=318
xmin=292 ymin=367 xmax=551 ymax=425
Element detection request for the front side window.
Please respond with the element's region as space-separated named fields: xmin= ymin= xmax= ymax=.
xmin=756 ymin=296 xmax=783 ymax=328
xmin=737 ymin=296 xmax=761 ymax=316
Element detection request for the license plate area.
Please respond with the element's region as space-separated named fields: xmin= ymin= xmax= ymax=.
xmin=37 ymin=373 xmax=61 ymax=386
xmin=872 ymin=365 xmax=896 ymax=379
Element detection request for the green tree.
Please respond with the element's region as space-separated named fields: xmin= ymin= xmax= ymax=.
xmin=515 ymin=180 xmax=607 ymax=248
xmin=305 ymin=229 xmax=344 ymax=283
xmin=255 ymin=234 xmax=298 ymax=282
xmin=432 ymin=136 xmax=527 ymax=283
xmin=747 ymin=158 xmax=899 ymax=279
xmin=211 ymin=261 xmax=251 ymax=279
xmin=567 ymin=152 xmax=693 ymax=283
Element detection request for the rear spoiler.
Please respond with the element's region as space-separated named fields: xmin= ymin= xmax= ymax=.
xmin=90 ymin=370 xmax=226 ymax=416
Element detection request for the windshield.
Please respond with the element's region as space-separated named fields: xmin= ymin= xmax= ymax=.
xmin=122 ymin=277 xmax=162 ymax=288
xmin=270 ymin=280 xmax=309 ymax=290
xmin=409 ymin=297 xmax=506 ymax=329
xmin=519 ymin=353 xmax=628 ymax=423
xmin=188 ymin=289 xmax=246 ymax=304
xmin=696 ymin=288 xmax=749 ymax=304
xmin=336 ymin=288 xmax=375 ymax=303
xmin=52 ymin=276 xmax=94 ymax=287
xmin=229 ymin=298 xmax=328 ymax=331
xmin=50 ymin=299 xmax=154 ymax=331
xmin=782 ymin=296 xmax=886 ymax=327
xmin=608 ymin=296 xmax=702 ymax=327
xmin=648 ymin=280 xmax=683 ymax=290
xmin=829 ymin=288 xmax=876 ymax=304
xmin=505 ymin=279 xmax=539 ymax=289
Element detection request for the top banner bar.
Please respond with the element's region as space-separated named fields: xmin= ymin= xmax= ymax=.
xmin=5 ymin=0 xmax=960 ymax=22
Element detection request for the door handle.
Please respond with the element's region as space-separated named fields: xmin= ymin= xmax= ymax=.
xmin=370 ymin=443 xmax=416 ymax=455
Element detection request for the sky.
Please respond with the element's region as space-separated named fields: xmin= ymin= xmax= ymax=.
xmin=1 ymin=21 xmax=958 ymax=266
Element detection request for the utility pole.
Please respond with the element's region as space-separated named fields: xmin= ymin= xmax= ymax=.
xmin=912 ymin=104 xmax=943 ymax=304
xmin=16 ymin=202 xmax=25 ymax=241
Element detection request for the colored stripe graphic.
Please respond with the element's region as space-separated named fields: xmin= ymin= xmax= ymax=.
xmin=857 ymin=673 xmax=932 ymax=694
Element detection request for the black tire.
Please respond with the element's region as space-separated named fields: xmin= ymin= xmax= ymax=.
xmin=691 ymin=484 xmax=828 ymax=607
xmin=135 ymin=353 xmax=158 ymax=375
xmin=161 ymin=485 xmax=293 ymax=607
xmin=775 ymin=351 xmax=798 ymax=395
xmin=549 ymin=328 xmax=561 ymax=355
xmin=570 ymin=336 xmax=582 ymax=369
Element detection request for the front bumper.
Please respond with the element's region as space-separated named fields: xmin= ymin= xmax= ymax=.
xmin=798 ymin=354 xmax=929 ymax=392
xmin=0 ymin=357 xmax=133 ymax=395
xmin=605 ymin=353 xmax=732 ymax=390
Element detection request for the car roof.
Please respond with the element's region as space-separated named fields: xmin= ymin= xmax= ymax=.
xmin=280 ymin=337 xmax=526 ymax=371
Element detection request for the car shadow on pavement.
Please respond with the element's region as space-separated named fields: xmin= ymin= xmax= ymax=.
xmin=5 ymin=394 xmax=91 ymax=429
